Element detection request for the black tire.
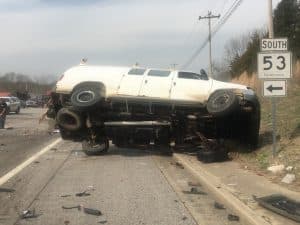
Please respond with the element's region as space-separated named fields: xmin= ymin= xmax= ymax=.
xmin=70 ymin=84 xmax=104 ymax=110
xmin=56 ymin=108 xmax=83 ymax=131
xmin=82 ymin=139 xmax=109 ymax=156
xmin=207 ymin=90 xmax=239 ymax=117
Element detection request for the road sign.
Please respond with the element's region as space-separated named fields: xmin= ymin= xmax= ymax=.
xmin=258 ymin=51 xmax=291 ymax=79
xmin=263 ymin=80 xmax=287 ymax=97
xmin=261 ymin=38 xmax=288 ymax=51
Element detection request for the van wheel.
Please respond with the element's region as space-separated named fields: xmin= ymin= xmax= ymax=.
xmin=71 ymin=84 xmax=104 ymax=110
xmin=82 ymin=139 xmax=109 ymax=156
xmin=56 ymin=108 xmax=83 ymax=131
xmin=207 ymin=90 xmax=239 ymax=117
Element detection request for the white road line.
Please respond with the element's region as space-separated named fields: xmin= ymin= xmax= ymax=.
xmin=0 ymin=138 xmax=62 ymax=186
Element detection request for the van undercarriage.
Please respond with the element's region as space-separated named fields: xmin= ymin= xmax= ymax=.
xmin=53 ymin=92 xmax=260 ymax=155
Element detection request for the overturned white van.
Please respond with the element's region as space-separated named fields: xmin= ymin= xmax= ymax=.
xmin=52 ymin=63 xmax=260 ymax=155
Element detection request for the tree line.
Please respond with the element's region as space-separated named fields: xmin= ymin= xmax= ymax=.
xmin=223 ymin=0 xmax=300 ymax=78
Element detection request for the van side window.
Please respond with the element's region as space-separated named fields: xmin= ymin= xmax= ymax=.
xmin=128 ymin=68 xmax=146 ymax=75
xmin=178 ymin=72 xmax=208 ymax=80
xmin=147 ymin=70 xmax=171 ymax=77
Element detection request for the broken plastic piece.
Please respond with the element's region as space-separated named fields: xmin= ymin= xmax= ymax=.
xmin=214 ymin=201 xmax=225 ymax=210
xmin=62 ymin=205 xmax=81 ymax=210
xmin=83 ymin=207 xmax=102 ymax=216
xmin=76 ymin=191 xmax=91 ymax=197
xmin=60 ymin=194 xmax=72 ymax=198
xmin=255 ymin=194 xmax=300 ymax=222
xmin=228 ymin=214 xmax=239 ymax=221
xmin=20 ymin=209 xmax=40 ymax=219
xmin=182 ymin=187 xmax=207 ymax=195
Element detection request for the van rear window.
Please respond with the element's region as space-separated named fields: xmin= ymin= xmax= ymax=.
xmin=128 ymin=68 xmax=146 ymax=75
xmin=147 ymin=70 xmax=171 ymax=77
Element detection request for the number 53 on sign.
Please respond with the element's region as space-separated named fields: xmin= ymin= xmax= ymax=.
xmin=258 ymin=52 xmax=292 ymax=79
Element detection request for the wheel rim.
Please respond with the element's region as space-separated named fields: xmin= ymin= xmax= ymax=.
xmin=212 ymin=93 xmax=230 ymax=107
xmin=76 ymin=91 xmax=95 ymax=103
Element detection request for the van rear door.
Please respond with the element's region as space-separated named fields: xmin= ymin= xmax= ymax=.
xmin=117 ymin=68 xmax=146 ymax=96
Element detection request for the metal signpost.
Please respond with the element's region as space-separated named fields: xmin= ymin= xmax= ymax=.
xmin=257 ymin=1 xmax=292 ymax=157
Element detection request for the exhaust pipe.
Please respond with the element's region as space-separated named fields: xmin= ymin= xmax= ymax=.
xmin=56 ymin=108 xmax=83 ymax=131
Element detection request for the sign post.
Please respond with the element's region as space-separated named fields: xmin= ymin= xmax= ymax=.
xmin=257 ymin=0 xmax=292 ymax=157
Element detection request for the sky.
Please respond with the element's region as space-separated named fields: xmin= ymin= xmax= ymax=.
xmin=0 ymin=0 xmax=281 ymax=78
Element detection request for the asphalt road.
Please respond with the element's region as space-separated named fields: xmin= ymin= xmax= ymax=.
xmin=0 ymin=108 xmax=242 ymax=225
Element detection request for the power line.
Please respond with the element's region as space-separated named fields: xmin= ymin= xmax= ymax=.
xmin=181 ymin=0 xmax=244 ymax=69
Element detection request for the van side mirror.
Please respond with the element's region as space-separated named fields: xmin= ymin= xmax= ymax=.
xmin=200 ymin=69 xmax=208 ymax=80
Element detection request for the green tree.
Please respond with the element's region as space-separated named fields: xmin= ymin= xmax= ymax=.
xmin=274 ymin=0 xmax=300 ymax=58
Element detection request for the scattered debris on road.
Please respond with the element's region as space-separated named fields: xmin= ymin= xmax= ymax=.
xmin=60 ymin=194 xmax=72 ymax=198
xmin=214 ymin=201 xmax=226 ymax=210
xmin=281 ymin=174 xmax=296 ymax=184
xmin=62 ymin=205 xmax=81 ymax=210
xmin=170 ymin=161 xmax=184 ymax=169
xmin=0 ymin=187 xmax=15 ymax=193
xmin=62 ymin=205 xmax=102 ymax=216
xmin=20 ymin=209 xmax=40 ymax=219
xmin=98 ymin=220 xmax=107 ymax=224
xmin=83 ymin=207 xmax=102 ymax=216
xmin=255 ymin=194 xmax=300 ymax=222
xmin=75 ymin=190 xmax=91 ymax=197
xmin=182 ymin=187 xmax=207 ymax=195
xmin=267 ymin=164 xmax=285 ymax=174
xmin=227 ymin=214 xmax=240 ymax=221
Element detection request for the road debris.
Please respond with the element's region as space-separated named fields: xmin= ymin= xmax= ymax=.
xmin=286 ymin=166 xmax=293 ymax=171
xmin=281 ymin=174 xmax=296 ymax=184
xmin=60 ymin=194 xmax=72 ymax=198
xmin=98 ymin=220 xmax=107 ymax=224
xmin=64 ymin=220 xmax=70 ymax=225
xmin=34 ymin=161 xmax=40 ymax=164
xmin=170 ymin=161 xmax=184 ymax=169
xmin=62 ymin=205 xmax=81 ymax=210
xmin=20 ymin=209 xmax=40 ymax=219
xmin=62 ymin=205 xmax=102 ymax=216
xmin=214 ymin=201 xmax=225 ymax=210
xmin=83 ymin=207 xmax=102 ymax=216
xmin=182 ymin=187 xmax=207 ymax=195
xmin=75 ymin=190 xmax=91 ymax=197
xmin=0 ymin=187 xmax=15 ymax=193
xmin=227 ymin=214 xmax=240 ymax=221
xmin=255 ymin=194 xmax=300 ymax=222
xmin=182 ymin=216 xmax=187 ymax=220
xmin=267 ymin=164 xmax=285 ymax=174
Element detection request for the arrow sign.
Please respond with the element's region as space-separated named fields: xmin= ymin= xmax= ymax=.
xmin=267 ymin=85 xmax=283 ymax=92
xmin=263 ymin=80 xmax=287 ymax=97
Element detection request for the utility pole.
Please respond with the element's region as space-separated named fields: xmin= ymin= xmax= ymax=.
xmin=268 ymin=0 xmax=277 ymax=157
xmin=199 ymin=11 xmax=220 ymax=77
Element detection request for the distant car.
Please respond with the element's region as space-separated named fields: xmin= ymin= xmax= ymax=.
xmin=0 ymin=96 xmax=21 ymax=114
xmin=25 ymin=100 xmax=39 ymax=107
